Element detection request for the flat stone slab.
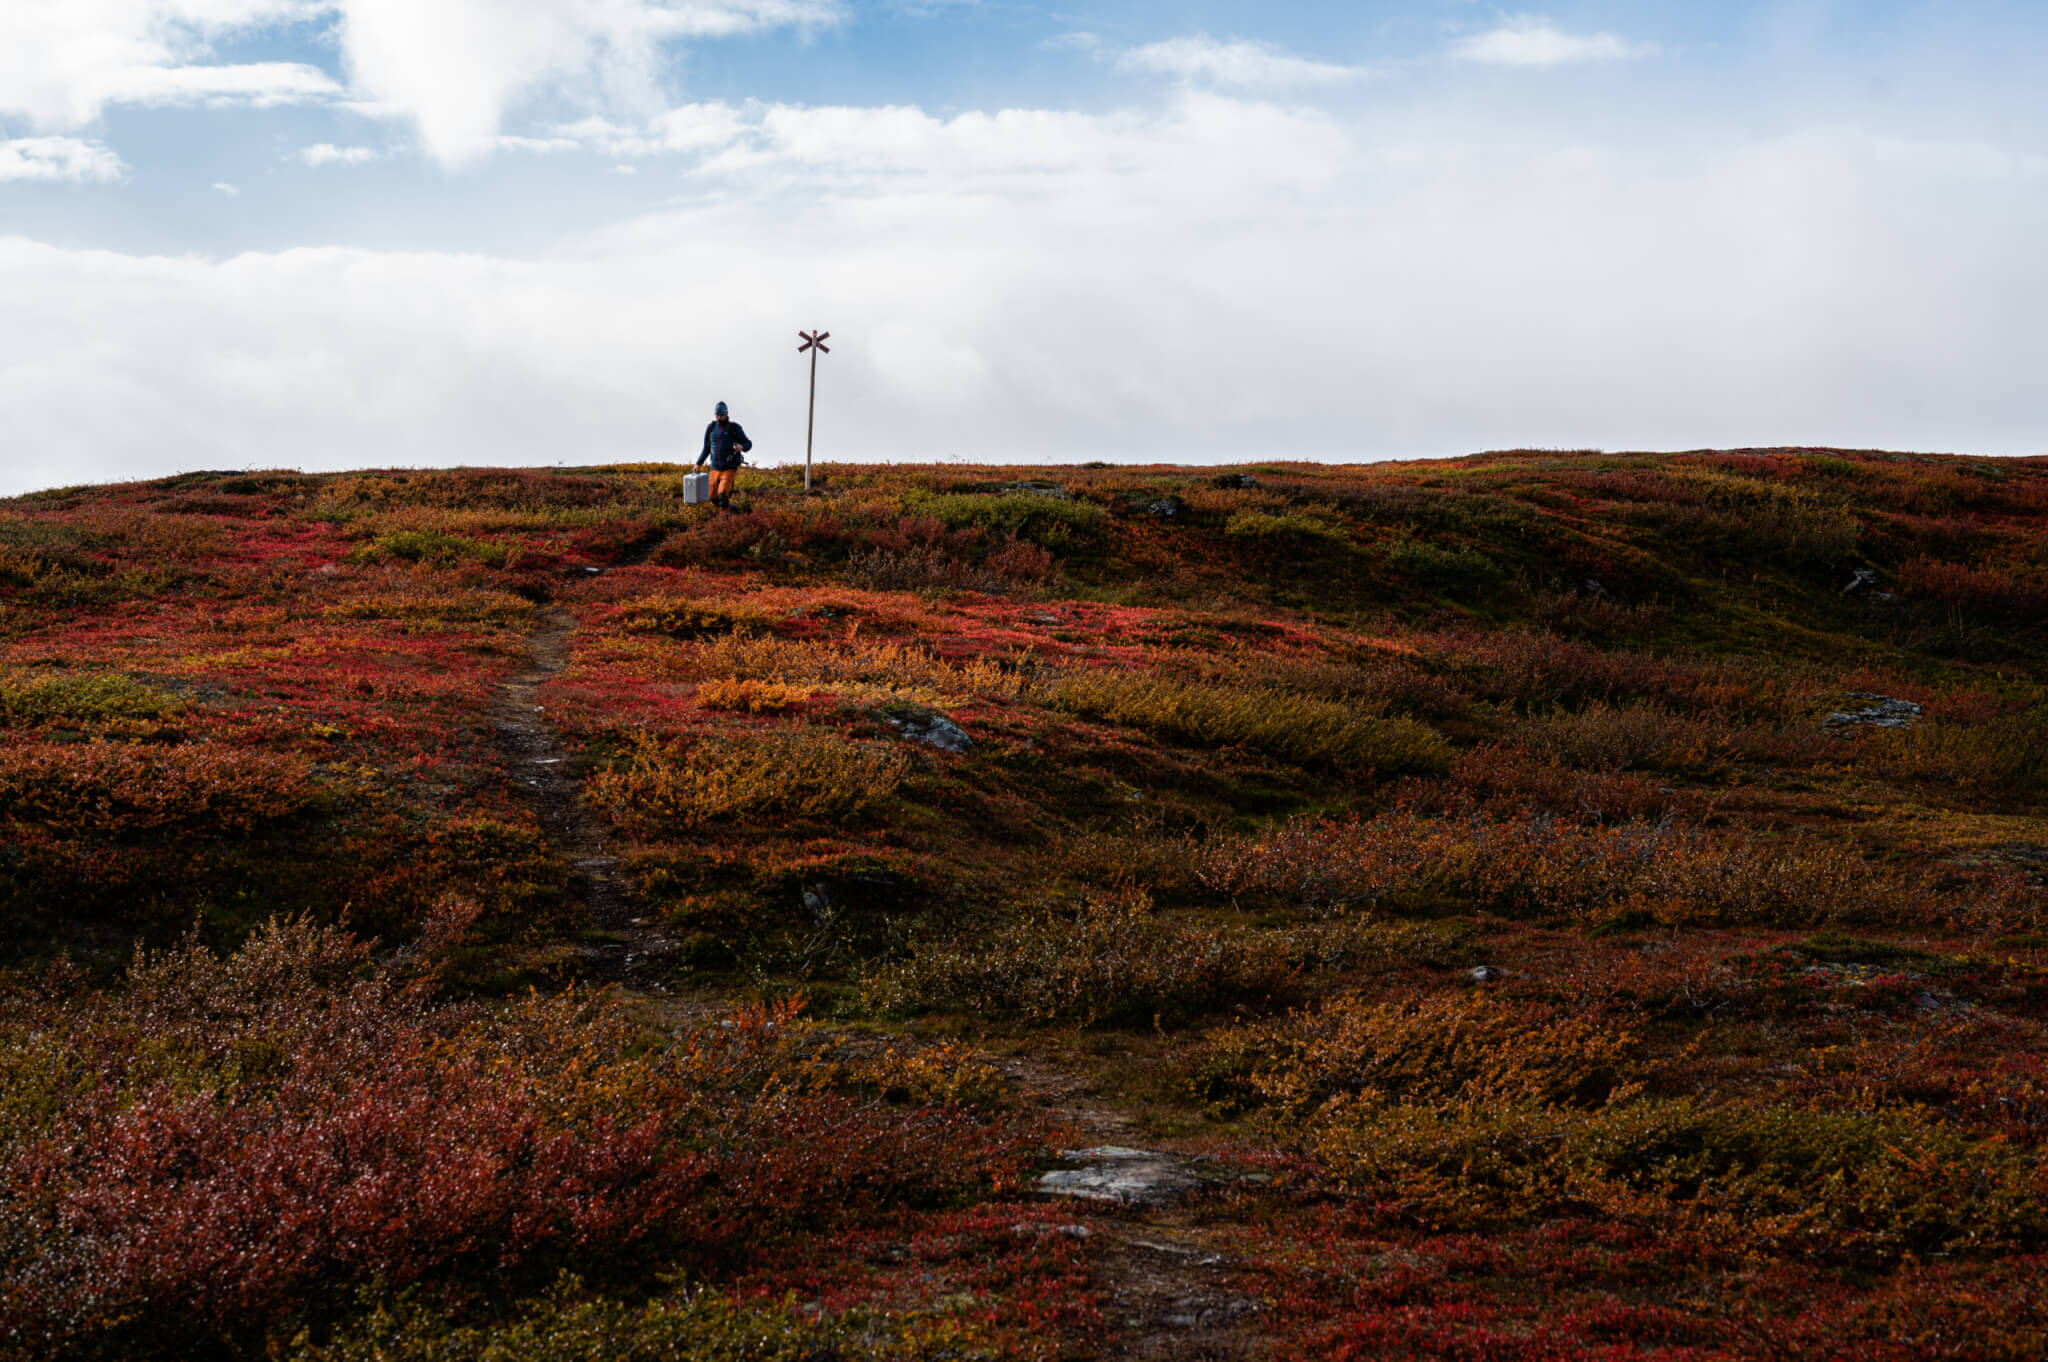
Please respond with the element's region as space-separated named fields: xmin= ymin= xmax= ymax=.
xmin=1037 ymin=1146 xmax=1204 ymax=1206
xmin=1823 ymin=693 xmax=1922 ymax=729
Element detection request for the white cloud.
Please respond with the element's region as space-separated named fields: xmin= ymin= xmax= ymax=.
xmin=0 ymin=2 xmax=327 ymax=127
xmin=3 ymin=114 xmax=2044 ymax=497
xmin=211 ymin=180 xmax=240 ymax=195
xmin=1117 ymin=34 xmax=1360 ymax=87
xmin=107 ymin=60 xmax=342 ymax=108
xmin=334 ymin=0 xmax=842 ymax=167
xmin=296 ymin=142 xmax=381 ymax=166
xmin=494 ymin=134 xmax=582 ymax=154
xmin=549 ymin=92 xmax=1348 ymax=213
xmin=0 ymin=1 xmax=839 ymax=168
xmin=0 ymin=136 xmax=126 ymax=183
xmin=1451 ymin=16 xmax=1653 ymax=67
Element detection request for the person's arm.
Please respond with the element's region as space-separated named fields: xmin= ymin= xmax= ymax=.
xmin=734 ymin=423 xmax=752 ymax=454
xmin=696 ymin=423 xmax=711 ymax=467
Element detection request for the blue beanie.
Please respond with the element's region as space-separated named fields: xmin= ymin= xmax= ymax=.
xmin=715 ymin=401 xmax=728 ymax=416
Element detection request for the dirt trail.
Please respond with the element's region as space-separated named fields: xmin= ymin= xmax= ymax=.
xmin=492 ymin=602 xmax=674 ymax=986
xmin=1000 ymin=1057 xmax=1265 ymax=1360
xmin=496 ymin=602 xmax=1257 ymax=1355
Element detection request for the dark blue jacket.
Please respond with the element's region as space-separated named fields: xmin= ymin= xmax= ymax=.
xmin=698 ymin=420 xmax=752 ymax=471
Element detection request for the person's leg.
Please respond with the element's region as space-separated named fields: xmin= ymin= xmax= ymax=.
xmin=712 ymin=468 xmax=737 ymax=505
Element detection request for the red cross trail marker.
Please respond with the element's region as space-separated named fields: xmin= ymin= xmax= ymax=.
xmin=797 ymin=329 xmax=830 ymax=493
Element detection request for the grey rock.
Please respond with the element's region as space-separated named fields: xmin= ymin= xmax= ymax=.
xmin=1843 ymin=568 xmax=1879 ymax=595
xmin=1146 ymin=498 xmax=1182 ymax=519
xmin=892 ymin=712 xmax=972 ymax=752
xmin=1037 ymin=1146 xmax=1202 ymax=1206
xmin=1469 ymin=965 xmax=1505 ymax=983
xmin=1823 ymin=693 xmax=1922 ymax=730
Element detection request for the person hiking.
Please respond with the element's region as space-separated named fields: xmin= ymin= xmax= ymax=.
xmin=696 ymin=401 xmax=752 ymax=510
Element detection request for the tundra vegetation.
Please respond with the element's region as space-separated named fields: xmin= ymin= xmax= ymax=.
xmin=1 ymin=449 xmax=2046 ymax=1359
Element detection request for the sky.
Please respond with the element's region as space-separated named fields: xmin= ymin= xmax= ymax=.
xmin=1 ymin=2 xmax=2045 ymax=495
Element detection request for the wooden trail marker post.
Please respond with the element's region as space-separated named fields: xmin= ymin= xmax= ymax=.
xmin=797 ymin=329 xmax=830 ymax=492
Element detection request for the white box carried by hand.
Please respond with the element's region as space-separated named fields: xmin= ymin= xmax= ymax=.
xmin=683 ymin=469 xmax=710 ymax=504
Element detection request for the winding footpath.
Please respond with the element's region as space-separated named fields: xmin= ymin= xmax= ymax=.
xmin=491 ymin=602 xmax=674 ymax=985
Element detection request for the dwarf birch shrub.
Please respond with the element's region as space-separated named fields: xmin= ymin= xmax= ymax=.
xmin=674 ymin=634 xmax=1027 ymax=702
xmin=901 ymin=489 xmax=1107 ymax=548
xmin=0 ymin=921 xmax=1040 ymax=1360
xmin=615 ymin=596 xmax=777 ymax=638
xmin=861 ymin=891 xmax=1293 ymax=1025
xmin=0 ymin=741 xmax=318 ymax=836
xmin=1307 ymin=1097 xmax=2048 ymax=1263
xmin=1052 ymin=670 xmax=1450 ymax=774
xmin=349 ymin=529 xmax=514 ymax=568
xmin=0 ymin=671 xmax=184 ymax=725
xmin=1199 ymin=813 xmax=1924 ymax=926
xmin=693 ymin=679 xmax=809 ymax=713
xmin=1194 ymin=991 xmax=1638 ymax=1119
xmin=326 ymin=585 xmax=536 ymax=628
xmin=295 ymin=1286 xmax=1006 ymax=1362
xmin=588 ymin=729 xmax=911 ymax=830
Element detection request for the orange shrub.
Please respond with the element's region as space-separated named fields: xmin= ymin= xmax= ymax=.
xmin=0 ymin=740 xmax=319 ymax=837
xmin=860 ymin=890 xmax=1293 ymax=1025
xmin=1198 ymin=813 xmax=1932 ymax=927
xmin=694 ymin=678 xmax=809 ymax=713
xmin=1195 ymin=990 xmax=1637 ymax=1119
xmin=587 ymin=728 xmax=910 ymax=830
xmin=0 ymin=920 xmax=1041 ymax=1359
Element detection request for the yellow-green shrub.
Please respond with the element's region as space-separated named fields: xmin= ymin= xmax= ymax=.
xmin=588 ymin=729 xmax=910 ymax=829
xmin=1194 ymin=990 xmax=1637 ymax=1118
xmin=327 ymin=586 xmax=535 ymax=628
xmin=1308 ymin=1097 xmax=2048 ymax=1261
xmin=348 ymin=529 xmax=514 ymax=567
xmin=1052 ymin=670 xmax=1449 ymax=773
xmin=0 ymin=671 xmax=184 ymax=725
xmin=662 ymin=634 xmax=1027 ymax=703
xmin=694 ymin=679 xmax=809 ymax=713
xmin=616 ymin=596 xmax=777 ymax=638
xmin=861 ymin=891 xmax=1292 ymax=1025
xmin=295 ymin=1285 xmax=1003 ymax=1362
xmin=1224 ymin=509 xmax=1349 ymax=544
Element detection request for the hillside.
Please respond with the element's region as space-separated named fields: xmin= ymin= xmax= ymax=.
xmin=3 ymin=448 xmax=2047 ymax=1360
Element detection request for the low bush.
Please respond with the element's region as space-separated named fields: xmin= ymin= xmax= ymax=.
xmin=614 ymin=596 xmax=777 ymax=638
xmin=327 ymin=585 xmax=535 ymax=628
xmin=647 ymin=514 xmax=770 ymax=565
xmin=1195 ymin=990 xmax=1637 ymax=1118
xmin=861 ymin=891 xmax=1293 ymax=1025
xmin=671 ymin=634 xmax=1027 ymax=702
xmin=1381 ymin=537 xmax=1504 ymax=591
xmin=0 ymin=671 xmax=184 ymax=725
xmin=1308 ymin=1096 xmax=2048 ymax=1263
xmin=349 ymin=530 xmax=514 ymax=568
xmin=1519 ymin=700 xmax=1713 ymax=772
xmin=693 ymin=678 xmax=808 ymax=713
xmin=1052 ymin=670 xmax=1449 ymax=774
xmin=1198 ymin=813 xmax=1929 ymax=926
xmin=902 ymin=490 xmax=1107 ymax=549
xmin=294 ymin=1284 xmax=1004 ymax=1362
xmin=845 ymin=538 xmax=1056 ymax=595
xmin=0 ymin=740 xmax=319 ymax=837
xmin=1224 ymin=510 xmax=1350 ymax=544
xmin=0 ymin=919 xmax=1039 ymax=1360
xmin=588 ymin=729 xmax=911 ymax=830
xmin=1871 ymin=708 xmax=2048 ymax=797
